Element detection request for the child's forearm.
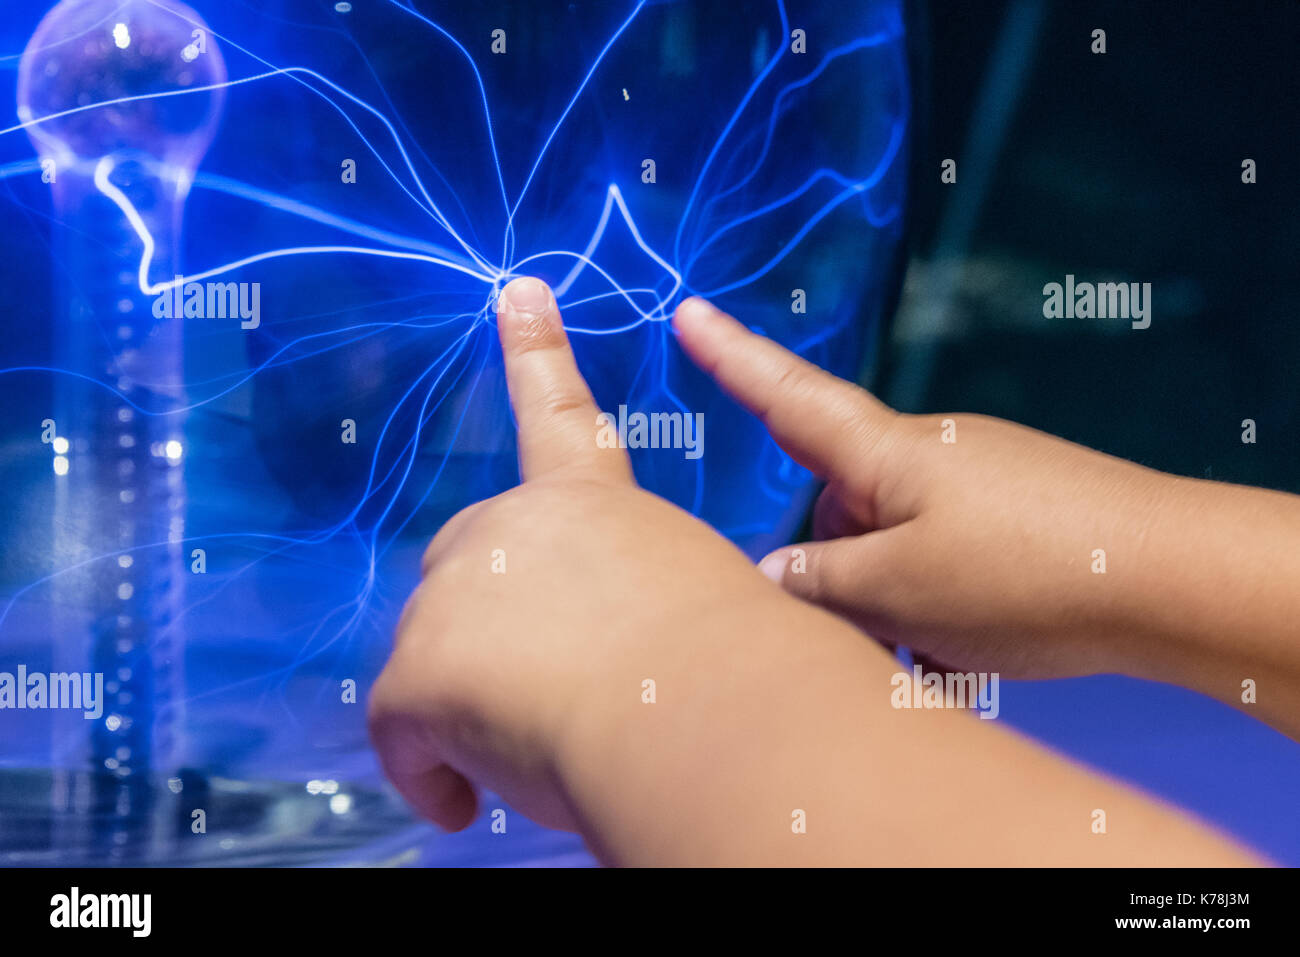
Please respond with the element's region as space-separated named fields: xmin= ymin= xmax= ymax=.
xmin=554 ymin=597 xmax=1260 ymax=867
xmin=1111 ymin=475 xmax=1300 ymax=738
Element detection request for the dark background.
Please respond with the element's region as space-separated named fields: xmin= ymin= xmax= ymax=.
xmin=881 ymin=0 xmax=1298 ymax=492
xmin=870 ymin=0 xmax=1300 ymax=865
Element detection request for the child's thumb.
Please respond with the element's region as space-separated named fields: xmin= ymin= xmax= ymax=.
xmin=756 ymin=533 xmax=898 ymax=620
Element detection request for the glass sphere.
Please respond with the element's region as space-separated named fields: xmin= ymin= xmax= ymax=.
xmin=245 ymin=0 xmax=910 ymax=561
xmin=17 ymin=0 xmax=226 ymax=170
xmin=1 ymin=0 xmax=910 ymax=865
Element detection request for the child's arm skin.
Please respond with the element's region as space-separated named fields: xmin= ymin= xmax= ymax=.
xmin=673 ymin=297 xmax=1300 ymax=742
xmin=368 ymin=277 xmax=1262 ymax=866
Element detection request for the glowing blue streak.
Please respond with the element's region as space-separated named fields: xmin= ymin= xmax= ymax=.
xmin=191 ymin=169 xmax=478 ymax=264
xmin=701 ymin=30 xmax=900 ymax=212
xmin=93 ymin=157 xmax=498 ymax=295
xmin=673 ymin=0 xmax=790 ymax=267
xmin=506 ymin=1 xmax=648 ymax=266
xmin=382 ymin=0 xmax=512 ymax=261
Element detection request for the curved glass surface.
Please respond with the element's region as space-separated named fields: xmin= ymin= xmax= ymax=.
xmin=0 ymin=0 xmax=909 ymax=864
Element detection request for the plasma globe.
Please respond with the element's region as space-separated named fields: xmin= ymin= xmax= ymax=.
xmin=0 ymin=0 xmax=909 ymax=843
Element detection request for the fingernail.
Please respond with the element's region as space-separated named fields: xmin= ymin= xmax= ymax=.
xmin=676 ymin=296 xmax=716 ymax=323
xmin=758 ymin=552 xmax=787 ymax=584
xmin=500 ymin=276 xmax=552 ymax=318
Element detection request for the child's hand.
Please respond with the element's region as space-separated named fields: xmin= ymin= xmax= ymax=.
xmin=369 ymin=278 xmax=1261 ymax=864
xmin=367 ymin=278 xmax=794 ymax=833
xmin=673 ymin=296 xmax=1300 ymax=716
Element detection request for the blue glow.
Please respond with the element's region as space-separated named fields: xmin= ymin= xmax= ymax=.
xmin=0 ymin=0 xmax=908 ymax=862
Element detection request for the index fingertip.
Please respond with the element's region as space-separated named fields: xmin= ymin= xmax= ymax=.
xmin=672 ymin=295 xmax=722 ymax=334
xmin=497 ymin=276 xmax=560 ymax=351
xmin=673 ymin=296 xmax=741 ymax=372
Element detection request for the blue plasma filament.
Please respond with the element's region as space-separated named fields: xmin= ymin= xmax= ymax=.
xmin=0 ymin=0 xmax=908 ymax=861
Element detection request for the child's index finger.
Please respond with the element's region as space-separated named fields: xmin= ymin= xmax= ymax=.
xmin=496 ymin=276 xmax=633 ymax=484
xmin=672 ymin=296 xmax=897 ymax=484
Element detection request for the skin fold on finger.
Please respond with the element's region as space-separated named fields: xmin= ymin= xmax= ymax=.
xmin=392 ymin=761 xmax=479 ymax=832
xmin=367 ymin=689 xmax=479 ymax=831
xmin=811 ymin=481 xmax=880 ymax=540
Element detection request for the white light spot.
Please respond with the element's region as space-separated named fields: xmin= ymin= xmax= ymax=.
xmin=105 ymin=714 xmax=122 ymax=731
xmin=329 ymin=793 xmax=353 ymax=815
xmin=164 ymin=439 xmax=183 ymax=461
xmin=118 ymin=554 xmax=133 ymax=568
xmin=113 ymin=23 xmax=130 ymax=49
xmin=335 ymin=2 xmax=353 ymax=12
xmin=117 ymin=582 xmax=134 ymax=600
xmin=52 ymin=436 xmax=69 ymax=454
xmin=306 ymin=778 xmax=340 ymax=796
xmin=53 ymin=456 xmax=69 ymax=475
